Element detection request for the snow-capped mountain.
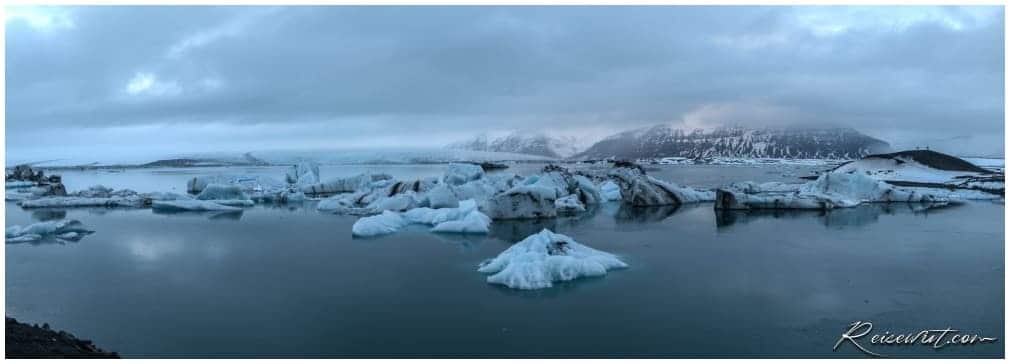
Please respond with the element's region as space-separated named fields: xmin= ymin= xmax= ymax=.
xmin=447 ymin=131 xmax=582 ymax=159
xmin=575 ymin=125 xmax=891 ymax=160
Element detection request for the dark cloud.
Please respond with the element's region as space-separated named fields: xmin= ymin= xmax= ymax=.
xmin=5 ymin=6 xmax=1004 ymax=161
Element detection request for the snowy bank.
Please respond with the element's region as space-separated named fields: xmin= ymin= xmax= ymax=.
xmin=477 ymin=229 xmax=627 ymax=290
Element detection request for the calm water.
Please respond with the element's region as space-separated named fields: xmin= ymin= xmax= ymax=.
xmin=5 ymin=164 xmax=1004 ymax=358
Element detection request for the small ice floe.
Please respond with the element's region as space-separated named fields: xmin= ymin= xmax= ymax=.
xmin=599 ymin=180 xmax=622 ymax=202
xmin=477 ymin=229 xmax=627 ymax=290
xmin=5 ymin=181 xmax=36 ymax=189
xmin=6 ymin=219 xmax=94 ymax=243
xmin=351 ymin=199 xmax=492 ymax=237
xmin=715 ymin=172 xmax=943 ymax=210
xmin=151 ymin=199 xmax=243 ymax=212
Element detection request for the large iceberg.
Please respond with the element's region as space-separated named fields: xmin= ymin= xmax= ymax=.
xmin=477 ymin=229 xmax=628 ymax=290
xmin=6 ymin=219 xmax=94 ymax=243
xmin=715 ymin=172 xmax=944 ymax=210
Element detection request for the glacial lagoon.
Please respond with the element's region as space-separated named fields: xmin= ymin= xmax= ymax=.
xmin=5 ymin=164 xmax=1003 ymax=358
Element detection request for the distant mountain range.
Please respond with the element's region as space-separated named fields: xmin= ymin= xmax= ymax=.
xmin=446 ymin=131 xmax=582 ymax=159
xmin=574 ymin=125 xmax=891 ymax=160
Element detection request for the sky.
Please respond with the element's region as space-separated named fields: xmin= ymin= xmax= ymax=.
xmin=5 ymin=6 xmax=1005 ymax=163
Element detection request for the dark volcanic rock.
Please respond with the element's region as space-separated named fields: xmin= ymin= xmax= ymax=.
xmin=6 ymin=317 xmax=119 ymax=358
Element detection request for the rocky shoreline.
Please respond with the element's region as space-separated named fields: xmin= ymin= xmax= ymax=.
xmin=5 ymin=317 xmax=118 ymax=358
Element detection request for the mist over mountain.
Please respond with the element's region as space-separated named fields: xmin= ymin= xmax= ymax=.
xmin=447 ymin=131 xmax=583 ymax=159
xmin=575 ymin=125 xmax=891 ymax=160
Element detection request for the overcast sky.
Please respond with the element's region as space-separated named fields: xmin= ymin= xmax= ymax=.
xmin=5 ymin=6 xmax=1005 ymax=162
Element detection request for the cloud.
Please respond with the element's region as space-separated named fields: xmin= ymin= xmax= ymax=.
xmin=5 ymin=6 xmax=1005 ymax=161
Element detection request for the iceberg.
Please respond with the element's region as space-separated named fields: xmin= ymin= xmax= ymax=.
xmin=301 ymin=173 xmax=392 ymax=195
xmin=351 ymin=199 xmax=492 ymax=237
xmin=194 ymin=184 xmax=255 ymax=207
xmin=443 ymin=163 xmax=485 ymax=185
xmin=285 ymin=161 xmax=320 ymax=187
xmin=6 ymin=219 xmax=94 ymax=243
xmin=351 ymin=210 xmax=409 ymax=237
xmin=484 ymin=184 xmax=558 ymax=219
xmin=17 ymin=185 xmax=153 ymax=208
xmin=151 ymin=199 xmax=243 ymax=212
xmin=477 ymin=229 xmax=628 ymax=290
xmin=599 ymin=181 xmax=622 ymax=201
xmin=186 ymin=175 xmax=286 ymax=195
xmin=715 ymin=172 xmax=944 ymax=210
xmin=555 ymin=194 xmax=586 ymax=214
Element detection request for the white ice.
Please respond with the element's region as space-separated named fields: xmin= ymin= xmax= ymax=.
xmin=477 ymin=229 xmax=628 ymax=290
xmin=351 ymin=199 xmax=492 ymax=237
xmin=599 ymin=180 xmax=622 ymax=202
xmin=6 ymin=219 xmax=94 ymax=243
xmin=285 ymin=161 xmax=320 ymax=187
xmin=555 ymin=194 xmax=586 ymax=213
xmin=152 ymin=199 xmax=243 ymax=212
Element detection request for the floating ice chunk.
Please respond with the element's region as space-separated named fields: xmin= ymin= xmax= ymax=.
xmin=600 ymin=181 xmax=622 ymax=201
xmin=555 ymin=194 xmax=586 ymax=214
xmin=6 ymin=219 xmax=94 ymax=243
xmin=444 ymin=163 xmax=484 ymax=186
xmin=196 ymin=184 xmax=249 ymax=201
xmin=191 ymin=184 xmax=255 ymax=207
xmin=647 ymin=176 xmax=716 ymax=203
xmin=187 ymin=175 xmax=287 ymax=195
xmin=430 ymin=209 xmax=492 ymax=233
xmin=18 ymin=186 xmax=151 ymax=208
xmin=351 ymin=210 xmax=409 ymax=237
xmin=798 ymin=172 xmax=941 ymax=206
xmin=5 ymin=181 xmax=36 ymax=188
xmin=152 ymin=199 xmax=243 ymax=212
xmin=301 ymin=173 xmax=392 ymax=195
xmin=477 ymin=229 xmax=627 ymax=290
xmin=484 ymin=185 xmax=558 ymax=219
xmin=366 ymin=192 xmax=421 ymax=212
xmin=715 ymin=172 xmax=944 ymax=210
xmin=280 ymin=189 xmax=306 ymax=203
xmin=351 ymin=199 xmax=492 ymax=237
xmin=286 ymin=161 xmax=320 ymax=187
xmin=425 ymin=184 xmax=459 ymax=209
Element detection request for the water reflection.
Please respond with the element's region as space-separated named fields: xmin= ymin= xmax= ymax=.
xmin=151 ymin=209 xmax=245 ymax=220
xmin=715 ymin=202 xmax=959 ymax=229
xmin=613 ymin=204 xmax=682 ymax=224
xmin=489 ymin=205 xmax=602 ymax=243
xmin=30 ymin=209 xmax=67 ymax=222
